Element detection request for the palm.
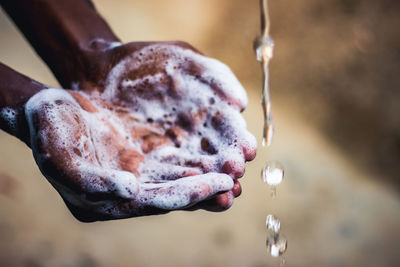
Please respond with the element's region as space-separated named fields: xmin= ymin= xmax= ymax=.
xmin=25 ymin=42 xmax=256 ymax=221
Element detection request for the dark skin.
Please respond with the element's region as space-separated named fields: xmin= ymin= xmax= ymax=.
xmin=0 ymin=62 xmax=46 ymax=144
xmin=0 ymin=0 xmax=256 ymax=221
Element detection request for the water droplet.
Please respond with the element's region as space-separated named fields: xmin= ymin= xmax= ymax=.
xmin=266 ymin=214 xmax=281 ymax=233
xmin=261 ymin=161 xmax=284 ymax=185
xmin=266 ymin=233 xmax=287 ymax=257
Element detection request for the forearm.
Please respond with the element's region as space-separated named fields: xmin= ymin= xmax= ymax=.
xmin=0 ymin=0 xmax=120 ymax=88
xmin=0 ymin=62 xmax=46 ymax=144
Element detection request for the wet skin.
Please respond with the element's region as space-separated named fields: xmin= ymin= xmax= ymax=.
xmin=25 ymin=42 xmax=257 ymax=221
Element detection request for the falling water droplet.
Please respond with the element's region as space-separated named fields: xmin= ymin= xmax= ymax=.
xmin=261 ymin=160 xmax=284 ymax=185
xmin=266 ymin=214 xmax=281 ymax=233
xmin=261 ymin=160 xmax=284 ymax=197
xmin=266 ymin=233 xmax=287 ymax=257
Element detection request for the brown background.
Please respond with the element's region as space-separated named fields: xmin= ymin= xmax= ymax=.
xmin=0 ymin=0 xmax=400 ymax=266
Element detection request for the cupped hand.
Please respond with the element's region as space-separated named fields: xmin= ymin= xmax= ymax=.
xmin=25 ymin=42 xmax=256 ymax=221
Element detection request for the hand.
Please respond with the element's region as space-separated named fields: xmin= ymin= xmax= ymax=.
xmin=25 ymin=41 xmax=257 ymax=221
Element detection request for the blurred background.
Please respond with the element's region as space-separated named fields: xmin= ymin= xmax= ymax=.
xmin=1 ymin=0 xmax=400 ymax=266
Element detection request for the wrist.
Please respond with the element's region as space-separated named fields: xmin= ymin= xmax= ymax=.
xmin=0 ymin=63 xmax=46 ymax=145
xmin=1 ymin=0 xmax=120 ymax=88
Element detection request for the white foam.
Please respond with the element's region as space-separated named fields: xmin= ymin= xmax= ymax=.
xmin=121 ymin=73 xmax=164 ymax=89
xmin=24 ymin=44 xmax=256 ymax=217
xmin=140 ymin=173 xmax=233 ymax=210
xmin=103 ymin=44 xmax=248 ymax=109
xmin=0 ymin=107 xmax=18 ymax=133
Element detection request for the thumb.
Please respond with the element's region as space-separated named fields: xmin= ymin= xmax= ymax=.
xmin=138 ymin=173 xmax=234 ymax=210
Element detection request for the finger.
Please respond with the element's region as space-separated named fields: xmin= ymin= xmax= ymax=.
xmin=116 ymin=43 xmax=247 ymax=111
xmin=53 ymin=169 xmax=142 ymax=222
xmin=199 ymin=58 xmax=248 ymax=110
xmin=186 ymin=190 xmax=235 ymax=212
xmin=212 ymin=191 xmax=235 ymax=210
xmin=209 ymin=109 xmax=257 ymax=161
xmin=74 ymin=165 xmax=140 ymax=200
xmin=154 ymin=146 xmax=218 ymax=173
xmin=140 ymin=160 xmax=202 ymax=181
xmin=232 ymin=180 xmax=242 ymax=197
xmin=170 ymin=47 xmax=248 ymax=111
xmin=157 ymin=141 xmax=246 ymax=179
xmin=241 ymin=131 xmax=257 ymax=161
xmin=185 ymin=180 xmax=241 ymax=212
xmin=138 ymin=173 xmax=234 ymax=210
xmin=157 ymin=127 xmax=251 ymax=179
